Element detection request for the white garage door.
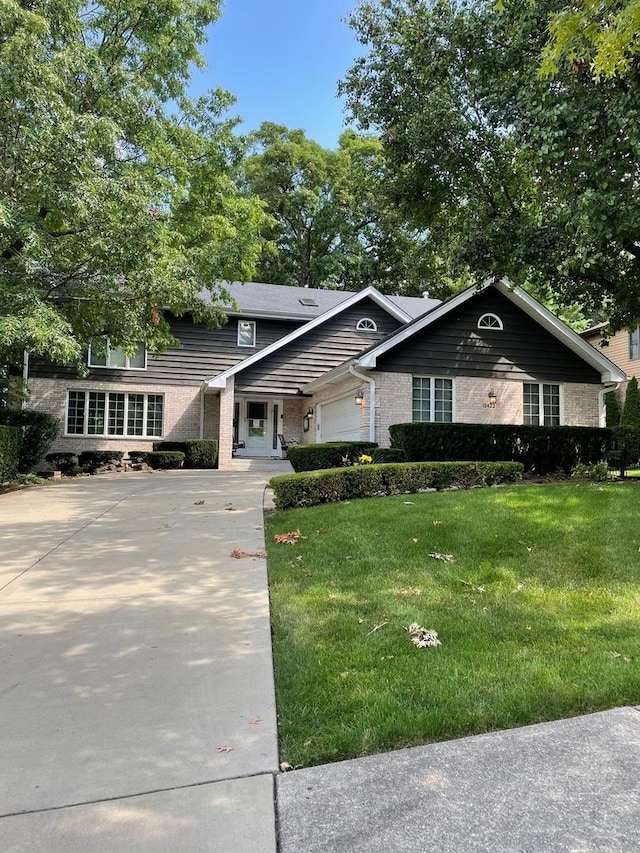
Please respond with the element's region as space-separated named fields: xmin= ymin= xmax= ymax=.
xmin=320 ymin=395 xmax=361 ymax=442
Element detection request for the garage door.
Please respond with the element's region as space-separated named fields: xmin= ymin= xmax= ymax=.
xmin=320 ymin=395 xmax=361 ymax=442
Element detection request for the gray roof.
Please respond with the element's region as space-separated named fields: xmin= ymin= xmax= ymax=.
xmin=200 ymin=282 xmax=440 ymax=321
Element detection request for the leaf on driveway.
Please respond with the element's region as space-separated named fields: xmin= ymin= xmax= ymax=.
xmin=230 ymin=549 xmax=266 ymax=559
xmin=249 ymin=716 xmax=263 ymax=725
xmin=217 ymin=745 xmax=233 ymax=753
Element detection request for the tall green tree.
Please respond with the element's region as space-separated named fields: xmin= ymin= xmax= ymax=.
xmin=0 ymin=0 xmax=268 ymax=368
xmin=341 ymin=0 xmax=640 ymax=328
xmin=621 ymin=376 xmax=640 ymax=428
xmin=241 ymin=122 xmax=452 ymax=297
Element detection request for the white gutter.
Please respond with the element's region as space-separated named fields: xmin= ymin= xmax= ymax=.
xmin=349 ymin=364 xmax=376 ymax=442
xmin=22 ymin=350 xmax=29 ymax=409
xmin=199 ymin=383 xmax=205 ymax=438
xmin=598 ymin=382 xmax=620 ymax=429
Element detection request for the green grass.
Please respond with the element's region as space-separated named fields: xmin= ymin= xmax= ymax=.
xmin=266 ymin=482 xmax=640 ymax=768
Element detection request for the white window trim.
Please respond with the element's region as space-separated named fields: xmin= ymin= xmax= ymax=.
xmin=356 ymin=317 xmax=378 ymax=331
xmin=88 ymin=340 xmax=147 ymax=370
xmin=65 ymin=390 xmax=164 ymax=438
xmin=237 ymin=320 xmax=257 ymax=348
xmin=523 ymin=382 xmax=563 ymax=426
xmin=412 ymin=376 xmax=455 ymax=423
xmin=477 ymin=313 xmax=503 ymax=331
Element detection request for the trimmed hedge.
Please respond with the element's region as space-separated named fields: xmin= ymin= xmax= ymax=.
xmin=45 ymin=452 xmax=77 ymax=476
xmin=287 ymin=441 xmax=378 ymax=472
xmin=270 ymin=460 xmax=523 ymax=509
xmin=146 ymin=450 xmax=185 ymax=469
xmin=185 ymin=439 xmax=218 ymax=468
xmin=371 ymin=447 xmax=407 ymax=464
xmin=78 ymin=450 xmax=124 ymax=473
xmin=0 ymin=408 xmax=59 ymax=471
xmin=0 ymin=425 xmax=21 ymax=482
xmin=389 ymin=422 xmax=611 ymax=475
xmin=128 ymin=450 xmax=149 ymax=464
xmin=153 ymin=439 xmax=218 ymax=468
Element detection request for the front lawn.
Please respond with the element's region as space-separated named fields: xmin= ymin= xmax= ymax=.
xmin=266 ymin=482 xmax=640 ymax=768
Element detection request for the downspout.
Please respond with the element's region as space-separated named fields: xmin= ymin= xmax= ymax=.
xmin=349 ymin=364 xmax=376 ymax=442
xmin=599 ymin=382 xmax=619 ymax=428
xmin=199 ymin=383 xmax=205 ymax=439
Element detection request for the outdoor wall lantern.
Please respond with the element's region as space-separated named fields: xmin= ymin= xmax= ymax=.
xmin=355 ymin=389 xmax=365 ymax=405
xmin=306 ymin=407 xmax=314 ymax=417
xmin=483 ymin=389 xmax=498 ymax=409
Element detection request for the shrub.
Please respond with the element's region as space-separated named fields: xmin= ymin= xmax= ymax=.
xmin=45 ymin=452 xmax=78 ymax=476
xmin=287 ymin=441 xmax=378 ymax=472
xmin=609 ymin=425 xmax=640 ymax=467
xmin=371 ymin=447 xmax=407 ymax=464
xmin=571 ymin=462 xmax=610 ymax=481
xmin=0 ymin=408 xmax=59 ymax=471
xmin=605 ymin=390 xmax=622 ymax=427
xmin=78 ymin=450 xmax=124 ymax=473
xmin=145 ymin=450 xmax=185 ymax=469
xmin=128 ymin=450 xmax=149 ymax=464
xmin=153 ymin=441 xmax=187 ymax=454
xmin=184 ymin=439 xmax=218 ymax=468
xmin=270 ymin=460 xmax=523 ymax=509
xmin=621 ymin=377 xmax=640 ymax=429
xmin=389 ymin=422 xmax=611 ymax=475
xmin=0 ymin=425 xmax=21 ymax=482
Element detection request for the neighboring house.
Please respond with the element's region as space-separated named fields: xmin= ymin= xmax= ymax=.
xmin=581 ymin=322 xmax=635 ymax=401
xmin=26 ymin=277 xmax=625 ymax=469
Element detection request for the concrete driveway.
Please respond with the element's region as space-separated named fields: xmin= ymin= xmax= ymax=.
xmin=0 ymin=468 xmax=287 ymax=852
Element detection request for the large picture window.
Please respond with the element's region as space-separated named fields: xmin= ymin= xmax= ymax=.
xmin=412 ymin=377 xmax=453 ymax=422
xmin=523 ymin=383 xmax=560 ymax=426
xmin=66 ymin=391 xmax=163 ymax=437
xmin=89 ymin=340 xmax=146 ymax=369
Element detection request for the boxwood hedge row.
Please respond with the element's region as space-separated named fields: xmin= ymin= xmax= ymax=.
xmin=286 ymin=441 xmax=377 ymax=472
xmin=270 ymin=460 xmax=523 ymax=509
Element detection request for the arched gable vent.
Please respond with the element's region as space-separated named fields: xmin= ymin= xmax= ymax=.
xmin=356 ymin=317 xmax=378 ymax=331
xmin=477 ymin=313 xmax=503 ymax=331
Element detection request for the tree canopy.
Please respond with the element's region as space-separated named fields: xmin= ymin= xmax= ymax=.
xmin=0 ymin=0 xmax=269 ymax=367
xmin=241 ymin=122 xmax=452 ymax=297
xmin=342 ymin=0 xmax=640 ymax=329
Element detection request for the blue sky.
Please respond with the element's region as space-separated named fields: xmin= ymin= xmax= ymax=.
xmin=189 ymin=0 xmax=363 ymax=149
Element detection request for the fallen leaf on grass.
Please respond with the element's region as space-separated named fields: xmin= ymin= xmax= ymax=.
xmin=230 ymin=549 xmax=266 ymax=559
xmin=412 ymin=537 xmax=419 ymax=543
xmin=280 ymin=762 xmax=293 ymax=772
xmin=367 ymin=621 xmax=389 ymax=635
xmin=429 ymin=552 xmax=454 ymax=563
xmin=217 ymin=745 xmax=233 ymax=753
xmin=433 ymin=520 xmax=443 ymax=526
xmin=460 ymin=579 xmax=485 ymax=593
xmin=273 ymin=529 xmax=305 ymax=544
xmin=396 ymin=587 xmax=422 ymax=596
xmin=407 ymin=623 xmax=441 ymax=649
xmin=403 ymin=501 xmax=415 ymax=505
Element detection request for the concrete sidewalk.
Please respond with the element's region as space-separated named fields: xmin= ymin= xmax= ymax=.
xmin=277 ymin=706 xmax=640 ymax=852
xmin=0 ymin=466 xmax=289 ymax=852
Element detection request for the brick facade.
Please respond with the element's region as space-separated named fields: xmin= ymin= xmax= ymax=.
xmin=27 ymin=377 xmax=203 ymax=458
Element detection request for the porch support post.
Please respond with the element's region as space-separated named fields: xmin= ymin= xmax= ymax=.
xmin=218 ymin=377 xmax=235 ymax=470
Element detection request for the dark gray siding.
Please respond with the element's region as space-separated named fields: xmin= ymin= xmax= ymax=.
xmin=236 ymin=300 xmax=404 ymax=393
xmin=376 ymin=290 xmax=601 ymax=383
xmin=28 ymin=316 xmax=302 ymax=386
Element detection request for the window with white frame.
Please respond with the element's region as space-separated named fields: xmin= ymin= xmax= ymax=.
xmin=66 ymin=391 xmax=163 ymax=437
xmin=477 ymin=313 xmax=503 ymax=330
xmin=523 ymin=383 xmax=560 ymax=426
xmin=629 ymin=327 xmax=640 ymax=360
xmin=237 ymin=320 xmax=256 ymax=347
xmin=356 ymin=317 xmax=378 ymax=331
xmin=88 ymin=339 xmax=146 ymax=369
xmin=412 ymin=377 xmax=453 ymax=422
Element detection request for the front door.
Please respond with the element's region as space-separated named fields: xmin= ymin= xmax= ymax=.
xmin=241 ymin=398 xmax=282 ymax=457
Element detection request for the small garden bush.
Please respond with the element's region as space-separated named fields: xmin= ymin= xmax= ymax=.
xmin=185 ymin=439 xmax=218 ymax=468
xmin=0 ymin=408 xmax=59 ymax=471
xmin=45 ymin=452 xmax=78 ymax=476
xmin=389 ymin=422 xmax=611 ymax=475
xmin=145 ymin=450 xmax=185 ymax=469
xmin=571 ymin=461 xmax=610 ymax=481
xmin=270 ymin=460 xmax=523 ymax=509
xmin=0 ymin=425 xmax=21 ymax=482
xmin=78 ymin=450 xmax=124 ymax=473
xmin=371 ymin=447 xmax=407 ymax=464
xmin=128 ymin=450 xmax=149 ymax=464
xmin=287 ymin=441 xmax=378 ymax=472
xmin=153 ymin=439 xmax=218 ymax=468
